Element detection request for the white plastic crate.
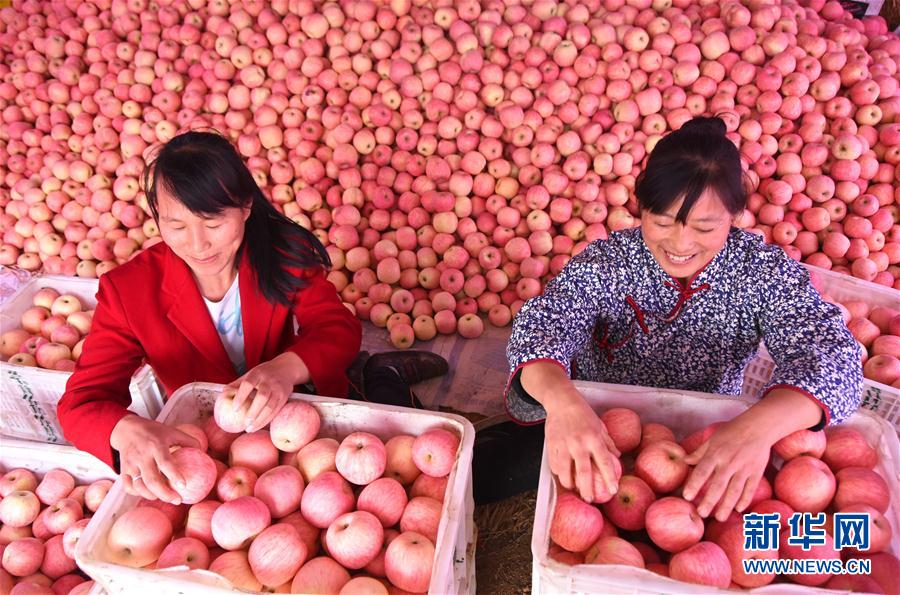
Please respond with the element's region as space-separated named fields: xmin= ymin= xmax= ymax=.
xmin=0 ymin=436 xmax=115 ymax=595
xmin=76 ymin=382 xmax=476 ymax=595
xmin=741 ymin=264 xmax=900 ymax=433
xmin=0 ymin=274 xmax=165 ymax=444
xmin=532 ymin=381 xmax=900 ymax=595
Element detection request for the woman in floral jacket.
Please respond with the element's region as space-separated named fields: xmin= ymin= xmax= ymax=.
xmin=505 ymin=117 xmax=862 ymax=521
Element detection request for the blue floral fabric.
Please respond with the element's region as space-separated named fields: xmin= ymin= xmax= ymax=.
xmin=506 ymin=227 xmax=863 ymax=425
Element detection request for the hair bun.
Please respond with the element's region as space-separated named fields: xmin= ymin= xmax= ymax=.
xmin=679 ymin=116 xmax=727 ymax=137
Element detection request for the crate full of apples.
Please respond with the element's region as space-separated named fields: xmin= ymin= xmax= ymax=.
xmin=0 ymin=274 xmax=164 ymax=444
xmin=532 ymin=381 xmax=900 ymax=595
xmin=75 ymin=383 xmax=475 ymax=595
xmin=741 ymin=263 xmax=900 ymax=431
xmin=0 ymin=437 xmax=117 ymax=594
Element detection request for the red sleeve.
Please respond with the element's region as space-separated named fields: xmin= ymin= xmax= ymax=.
xmin=283 ymin=269 xmax=362 ymax=397
xmin=57 ymin=275 xmax=145 ymax=469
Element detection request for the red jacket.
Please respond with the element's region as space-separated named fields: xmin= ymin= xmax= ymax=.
xmin=58 ymin=242 xmax=362 ymax=468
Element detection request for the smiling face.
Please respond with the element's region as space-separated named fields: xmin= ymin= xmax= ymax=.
xmin=641 ymin=188 xmax=735 ymax=283
xmin=156 ymin=184 xmax=250 ymax=290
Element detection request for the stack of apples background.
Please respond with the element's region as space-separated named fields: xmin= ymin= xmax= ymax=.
xmin=548 ymin=407 xmax=897 ymax=593
xmin=98 ymin=398 xmax=461 ymax=594
xmin=0 ymin=286 xmax=92 ymax=371
xmin=0 ymin=466 xmax=112 ymax=595
xmin=821 ymin=294 xmax=900 ymax=388
xmin=0 ymin=0 xmax=898 ymax=349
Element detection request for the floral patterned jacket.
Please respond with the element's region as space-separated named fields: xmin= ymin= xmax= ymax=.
xmin=506 ymin=227 xmax=863 ymax=427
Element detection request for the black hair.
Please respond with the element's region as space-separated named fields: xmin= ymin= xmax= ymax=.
xmin=635 ymin=116 xmax=746 ymax=224
xmin=142 ymin=130 xmax=330 ymax=306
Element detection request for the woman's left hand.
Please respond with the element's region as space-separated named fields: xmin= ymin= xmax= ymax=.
xmin=226 ymin=352 xmax=308 ymax=432
xmin=681 ymin=417 xmax=776 ymax=522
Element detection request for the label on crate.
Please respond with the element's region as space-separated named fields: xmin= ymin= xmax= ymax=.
xmin=0 ymin=366 xmax=66 ymax=443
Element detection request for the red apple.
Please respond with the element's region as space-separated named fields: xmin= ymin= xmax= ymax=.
xmin=335 ymin=432 xmax=387 ymax=486
xmin=210 ymin=496 xmax=271 ymax=550
xmin=254 ymin=465 xmax=304 ymax=518
xmin=779 ymin=530 xmax=839 ymax=586
xmin=84 ymin=479 xmax=113 ymax=512
xmin=339 ymin=577 xmax=388 ymax=594
xmin=412 ymin=428 xmax=460 ymax=478
xmin=400 ymin=496 xmax=442 ymax=544
xmin=291 ymin=556 xmax=351 ymax=594
xmin=300 ymin=471 xmax=355 ymax=529
xmin=42 ymin=498 xmax=82 ymax=535
xmin=640 ymin=423 xmax=676 ymax=449
xmin=855 ymin=552 xmax=899 ymax=594
xmin=229 ymin=431 xmax=279 ymax=476
xmin=269 ymin=401 xmax=321 ymax=453
xmin=156 ymin=537 xmax=210 ymax=570
xmin=0 ymin=470 xmax=37 ymax=497
xmin=170 ymin=447 xmax=217 ymax=504
xmin=600 ymin=408 xmax=642 ymax=454
xmin=601 ymin=475 xmax=656 ymax=531
xmin=358 ymin=477 xmax=408 ymax=528
xmin=837 ymin=504 xmax=893 ymax=553
xmin=213 ymin=390 xmax=252 ymax=433
xmin=645 ymin=497 xmax=704 ymax=553
xmin=772 ymin=429 xmax=826 ymax=461
xmin=0 ymin=491 xmax=41 ymax=527
xmin=823 ymin=427 xmax=877 ymax=470
xmin=384 ymin=435 xmax=421 ymax=486
xmin=774 ymin=456 xmax=835 ymax=513
xmin=714 ymin=518 xmax=778 ymax=587
xmin=584 ymin=536 xmax=644 ymax=567
xmin=635 ymin=440 xmax=688 ymax=494
xmin=62 ymin=519 xmax=90 ymax=558
xmin=208 ymin=550 xmax=262 ymax=592
xmin=550 ymin=490 xmax=605 ymax=553
xmin=409 ymin=474 xmax=449 ymax=502
xmin=295 ymin=438 xmax=339 ymax=483
xmin=669 ymin=541 xmax=731 ymax=588
xmin=834 ymin=467 xmax=890 ymax=513
xmin=2 ymin=538 xmax=44 ymax=577
xmin=325 ymin=510 xmax=384 ymax=570
xmin=185 ymin=500 xmax=220 ymax=547
xmin=248 ymin=523 xmax=307 ymax=587
xmin=107 ymin=507 xmax=173 ymax=567
xmin=384 ymin=532 xmax=435 ymax=594
xmin=216 ymin=466 xmax=257 ymax=502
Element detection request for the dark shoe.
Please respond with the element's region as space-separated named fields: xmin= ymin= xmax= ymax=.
xmin=364 ymin=350 xmax=448 ymax=386
xmin=345 ymin=351 xmax=370 ymax=400
xmin=364 ymin=366 xmax=426 ymax=409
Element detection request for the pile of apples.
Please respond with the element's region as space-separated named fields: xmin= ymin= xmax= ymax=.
xmin=548 ymin=407 xmax=897 ymax=592
xmin=101 ymin=398 xmax=461 ymax=594
xmin=0 ymin=287 xmax=92 ymax=371
xmin=0 ymin=466 xmax=111 ymax=594
xmin=1 ymin=0 xmax=899 ymax=350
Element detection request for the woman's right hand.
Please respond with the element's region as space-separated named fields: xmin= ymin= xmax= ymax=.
xmin=544 ymin=392 xmax=620 ymax=503
xmin=109 ymin=415 xmax=200 ymax=504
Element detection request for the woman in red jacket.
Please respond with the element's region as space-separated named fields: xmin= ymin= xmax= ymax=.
xmin=57 ymin=131 xmax=444 ymax=504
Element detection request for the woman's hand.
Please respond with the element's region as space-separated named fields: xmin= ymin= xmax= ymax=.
xmin=682 ymin=389 xmax=823 ymax=522
xmin=226 ymin=352 xmax=308 ymax=432
xmin=545 ymin=392 xmax=621 ymax=503
xmin=110 ymin=415 xmax=200 ymax=504
xmin=681 ymin=416 xmax=775 ymax=522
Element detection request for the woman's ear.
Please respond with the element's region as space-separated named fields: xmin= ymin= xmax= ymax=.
xmin=242 ymin=206 xmax=252 ymax=222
